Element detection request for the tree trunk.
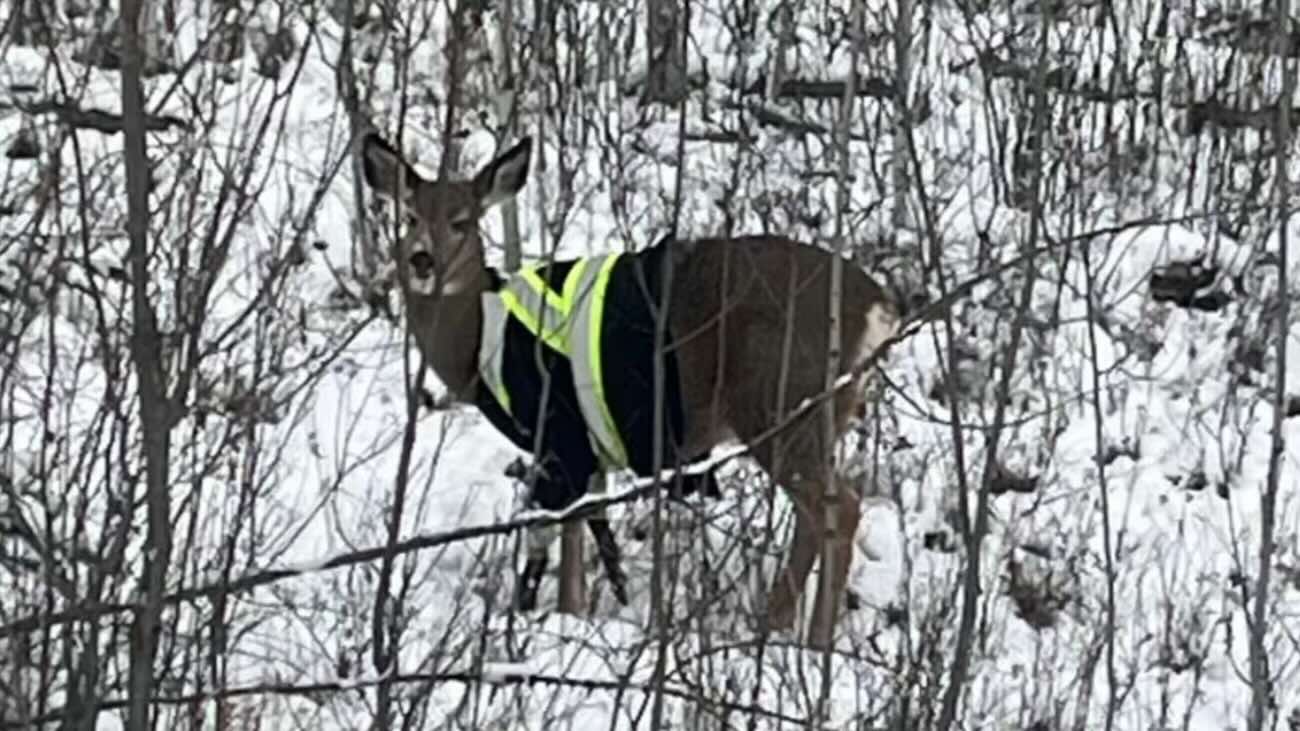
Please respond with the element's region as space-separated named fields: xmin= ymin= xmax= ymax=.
xmin=767 ymin=0 xmax=798 ymax=99
xmin=642 ymin=0 xmax=688 ymax=105
xmin=139 ymin=0 xmax=174 ymax=74
xmin=79 ymin=0 xmax=173 ymax=75
xmin=493 ymin=0 xmax=523 ymax=272
xmin=892 ymin=0 xmax=915 ymax=232
xmin=8 ymin=0 xmax=52 ymax=47
xmin=1249 ymin=6 xmax=1294 ymax=729
xmin=120 ymin=0 xmax=177 ymax=727
xmin=207 ymin=0 xmax=244 ymax=66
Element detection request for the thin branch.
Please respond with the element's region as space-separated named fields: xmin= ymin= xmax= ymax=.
xmin=816 ymin=0 xmax=863 ymax=719
xmin=936 ymin=1 xmax=1056 ymax=724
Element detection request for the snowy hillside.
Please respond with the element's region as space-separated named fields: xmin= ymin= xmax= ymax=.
xmin=2 ymin=0 xmax=1300 ymax=728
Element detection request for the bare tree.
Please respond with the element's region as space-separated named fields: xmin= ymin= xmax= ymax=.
xmin=643 ymin=0 xmax=689 ymax=105
xmin=490 ymin=0 xmax=523 ymax=272
xmin=891 ymin=0 xmax=916 ymax=234
xmin=1249 ymin=3 xmax=1295 ymax=728
xmin=119 ymin=0 xmax=174 ymax=725
xmin=815 ymin=0 xmax=866 ymax=721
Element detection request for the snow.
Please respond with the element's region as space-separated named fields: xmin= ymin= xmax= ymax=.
xmin=0 ymin=0 xmax=1298 ymax=728
xmin=481 ymin=661 xmax=533 ymax=683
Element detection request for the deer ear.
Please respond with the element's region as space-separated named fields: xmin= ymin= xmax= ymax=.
xmin=360 ymin=132 xmax=419 ymax=200
xmin=472 ymin=137 xmax=532 ymax=209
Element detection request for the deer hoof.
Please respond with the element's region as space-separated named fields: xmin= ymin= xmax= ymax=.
xmin=608 ymin=576 xmax=630 ymax=606
xmin=845 ymin=589 xmax=861 ymax=611
xmin=515 ymin=581 xmax=539 ymax=612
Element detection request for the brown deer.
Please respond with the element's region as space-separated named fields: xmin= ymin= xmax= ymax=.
xmin=359 ymin=131 xmax=900 ymax=648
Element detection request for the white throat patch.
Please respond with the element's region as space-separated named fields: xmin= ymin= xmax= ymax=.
xmin=408 ymin=275 xmax=439 ymax=297
xmin=859 ymin=302 xmax=901 ymax=361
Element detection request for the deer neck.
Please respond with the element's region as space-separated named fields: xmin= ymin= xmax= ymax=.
xmin=403 ymin=260 xmax=494 ymax=400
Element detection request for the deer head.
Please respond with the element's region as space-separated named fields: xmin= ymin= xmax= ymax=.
xmin=360 ymin=133 xmax=532 ymax=297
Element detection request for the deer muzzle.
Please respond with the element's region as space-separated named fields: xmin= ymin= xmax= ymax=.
xmin=409 ymin=251 xmax=436 ymax=280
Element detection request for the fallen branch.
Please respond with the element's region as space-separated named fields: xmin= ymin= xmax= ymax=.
xmin=1181 ymin=99 xmax=1300 ymax=135
xmin=16 ymin=99 xmax=189 ymax=134
xmin=724 ymin=100 xmax=827 ymax=136
xmin=977 ymin=53 xmax=1154 ymax=104
xmin=0 ymin=668 xmax=810 ymax=728
xmin=741 ymin=73 xmax=897 ymax=100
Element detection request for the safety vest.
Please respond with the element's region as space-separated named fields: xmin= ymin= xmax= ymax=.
xmin=477 ymin=254 xmax=629 ymax=471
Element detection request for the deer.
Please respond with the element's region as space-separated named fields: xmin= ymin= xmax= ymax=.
xmin=358 ymin=130 xmax=901 ymax=648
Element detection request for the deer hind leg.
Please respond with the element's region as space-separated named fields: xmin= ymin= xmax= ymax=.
xmin=766 ymin=463 xmax=861 ymax=649
xmin=743 ymin=420 xmax=828 ymax=636
xmin=767 ymin=489 xmax=820 ymax=633
xmin=807 ymin=480 xmax=861 ymax=649
xmin=745 ymin=412 xmax=860 ymax=648
xmin=799 ymin=374 xmax=871 ymax=645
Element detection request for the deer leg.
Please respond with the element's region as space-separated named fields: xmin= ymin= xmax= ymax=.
xmin=582 ymin=471 xmax=627 ymax=606
xmin=588 ymin=517 xmax=628 ymax=605
xmin=767 ymin=495 xmax=820 ymax=634
xmin=517 ymin=523 xmax=556 ymax=611
xmin=807 ymin=482 xmax=861 ymax=650
xmin=747 ymin=420 xmax=849 ymax=643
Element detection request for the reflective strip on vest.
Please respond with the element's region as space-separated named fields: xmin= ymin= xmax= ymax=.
xmin=498 ymin=274 xmax=568 ymax=353
xmin=566 ymin=255 xmax=627 ymax=469
xmin=479 ymin=255 xmax=629 ymax=470
xmin=477 ymin=293 xmax=512 ymax=415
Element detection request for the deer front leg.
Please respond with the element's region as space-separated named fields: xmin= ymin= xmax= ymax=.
xmin=516 ymin=523 xmax=555 ymax=612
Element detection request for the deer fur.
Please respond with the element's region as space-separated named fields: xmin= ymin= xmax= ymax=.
xmin=359 ymin=132 xmax=900 ymax=648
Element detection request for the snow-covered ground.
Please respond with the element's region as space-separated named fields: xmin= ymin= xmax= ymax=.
xmin=3 ymin=0 xmax=1300 ymax=728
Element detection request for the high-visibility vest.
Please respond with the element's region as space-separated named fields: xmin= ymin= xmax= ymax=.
xmin=477 ymin=253 xmax=629 ymax=471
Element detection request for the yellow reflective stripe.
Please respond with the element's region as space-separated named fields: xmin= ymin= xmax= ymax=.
xmin=559 ymin=258 xmax=589 ymax=318
xmin=499 ymin=285 xmax=567 ymax=353
xmin=520 ymin=266 xmax=569 ymax=315
xmin=488 ymin=255 xmax=629 ymax=470
xmin=587 ymin=255 xmax=627 ymax=467
xmin=564 ymin=254 xmax=626 ymax=469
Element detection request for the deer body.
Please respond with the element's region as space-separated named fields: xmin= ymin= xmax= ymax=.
xmin=360 ymin=133 xmax=899 ymax=648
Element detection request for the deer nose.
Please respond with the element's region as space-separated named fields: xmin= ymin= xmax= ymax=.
xmin=409 ymin=251 xmax=435 ymax=279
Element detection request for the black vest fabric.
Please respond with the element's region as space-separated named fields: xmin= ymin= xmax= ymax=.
xmin=472 ymin=240 xmax=688 ymax=511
